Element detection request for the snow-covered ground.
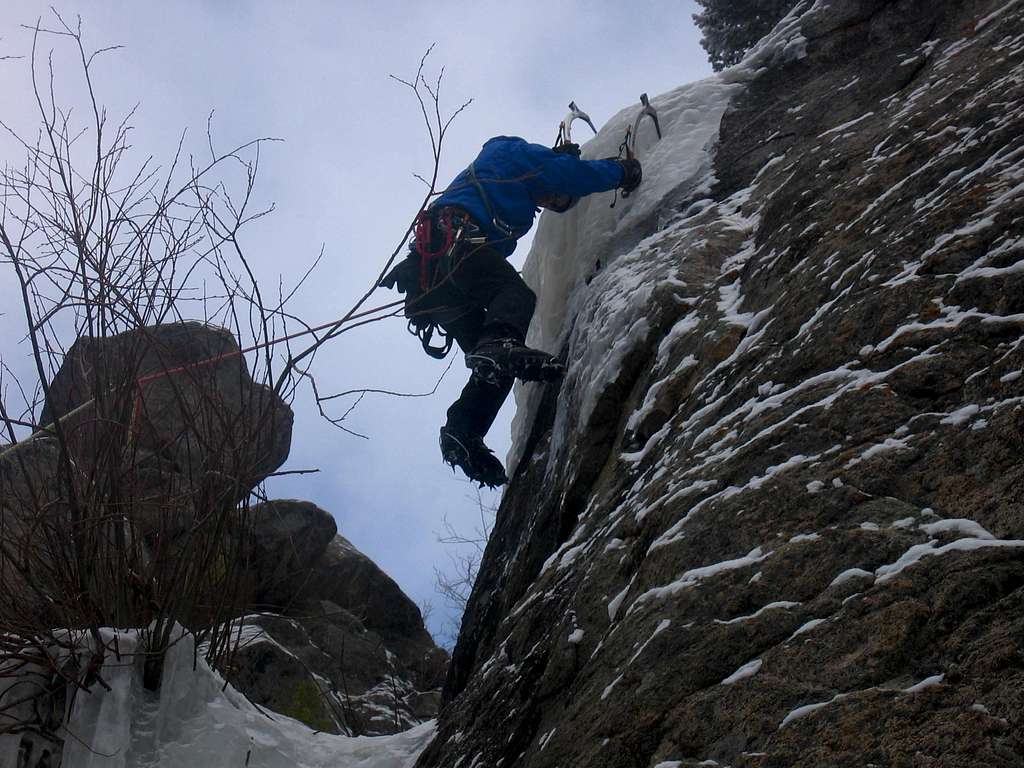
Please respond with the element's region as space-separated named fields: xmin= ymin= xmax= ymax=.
xmin=0 ymin=628 xmax=434 ymax=768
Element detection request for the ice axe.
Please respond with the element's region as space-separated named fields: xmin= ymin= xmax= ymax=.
xmin=609 ymin=93 xmax=662 ymax=206
xmin=554 ymin=100 xmax=597 ymax=155
xmin=619 ymin=93 xmax=662 ymax=161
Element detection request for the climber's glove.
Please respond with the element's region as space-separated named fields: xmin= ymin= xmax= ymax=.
xmin=553 ymin=141 xmax=582 ymax=158
xmin=618 ymin=158 xmax=642 ymax=196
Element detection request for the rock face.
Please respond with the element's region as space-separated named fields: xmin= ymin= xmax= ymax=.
xmin=306 ymin=536 xmax=440 ymax=667
xmin=419 ymin=1 xmax=1024 ymax=766
xmin=248 ymin=499 xmax=341 ymax=608
xmin=227 ymin=500 xmax=447 ymax=736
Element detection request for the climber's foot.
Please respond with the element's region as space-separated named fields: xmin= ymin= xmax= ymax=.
xmin=439 ymin=426 xmax=508 ymax=488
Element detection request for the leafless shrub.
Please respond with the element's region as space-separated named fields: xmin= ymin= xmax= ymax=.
xmin=0 ymin=12 xmax=301 ymax=718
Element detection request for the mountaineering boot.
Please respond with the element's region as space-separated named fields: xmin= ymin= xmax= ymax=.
xmin=439 ymin=426 xmax=509 ymax=488
xmin=465 ymin=338 xmax=566 ymax=386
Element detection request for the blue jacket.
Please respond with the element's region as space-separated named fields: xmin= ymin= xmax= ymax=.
xmin=431 ymin=136 xmax=624 ymax=256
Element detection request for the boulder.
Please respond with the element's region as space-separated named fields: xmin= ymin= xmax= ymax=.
xmin=247 ymin=499 xmax=339 ymax=609
xmin=303 ymin=536 xmax=439 ymax=672
xmin=225 ymin=596 xmax=447 ymax=736
xmin=225 ymin=506 xmax=449 ymax=735
xmin=40 ymin=321 xmax=293 ymax=513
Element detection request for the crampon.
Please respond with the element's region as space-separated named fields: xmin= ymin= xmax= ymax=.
xmin=439 ymin=427 xmax=508 ymax=488
xmin=465 ymin=339 xmax=566 ymax=386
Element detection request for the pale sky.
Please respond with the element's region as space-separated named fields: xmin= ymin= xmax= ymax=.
xmin=1 ymin=1 xmax=710 ymax=644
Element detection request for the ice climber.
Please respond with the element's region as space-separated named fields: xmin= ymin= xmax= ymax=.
xmin=382 ymin=136 xmax=642 ymax=487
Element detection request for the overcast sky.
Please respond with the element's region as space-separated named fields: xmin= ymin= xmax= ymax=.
xmin=1 ymin=1 xmax=710 ymax=644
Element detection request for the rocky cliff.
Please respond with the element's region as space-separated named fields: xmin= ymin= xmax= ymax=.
xmin=419 ymin=1 xmax=1024 ymax=766
xmin=226 ymin=499 xmax=448 ymax=737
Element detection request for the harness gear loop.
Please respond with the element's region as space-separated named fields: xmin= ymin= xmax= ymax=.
xmin=410 ymin=319 xmax=454 ymax=359
xmin=414 ymin=208 xmax=456 ymax=290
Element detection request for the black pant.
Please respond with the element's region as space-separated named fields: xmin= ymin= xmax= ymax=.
xmin=421 ymin=243 xmax=536 ymax=439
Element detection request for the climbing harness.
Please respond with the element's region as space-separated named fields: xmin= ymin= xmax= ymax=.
xmin=400 ymin=156 xmax=526 ymax=362
xmin=406 ymin=206 xmax=488 ymax=359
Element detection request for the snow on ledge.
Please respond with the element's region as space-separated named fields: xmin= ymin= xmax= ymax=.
xmin=721 ymin=658 xmax=763 ymax=685
xmin=904 ymin=674 xmax=944 ymax=694
xmin=876 ymin=537 xmax=1024 ymax=583
xmin=919 ymin=518 xmax=995 ymax=540
xmin=780 ymin=693 xmax=849 ymax=728
xmin=627 ymin=548 xmax=769 ymax=616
